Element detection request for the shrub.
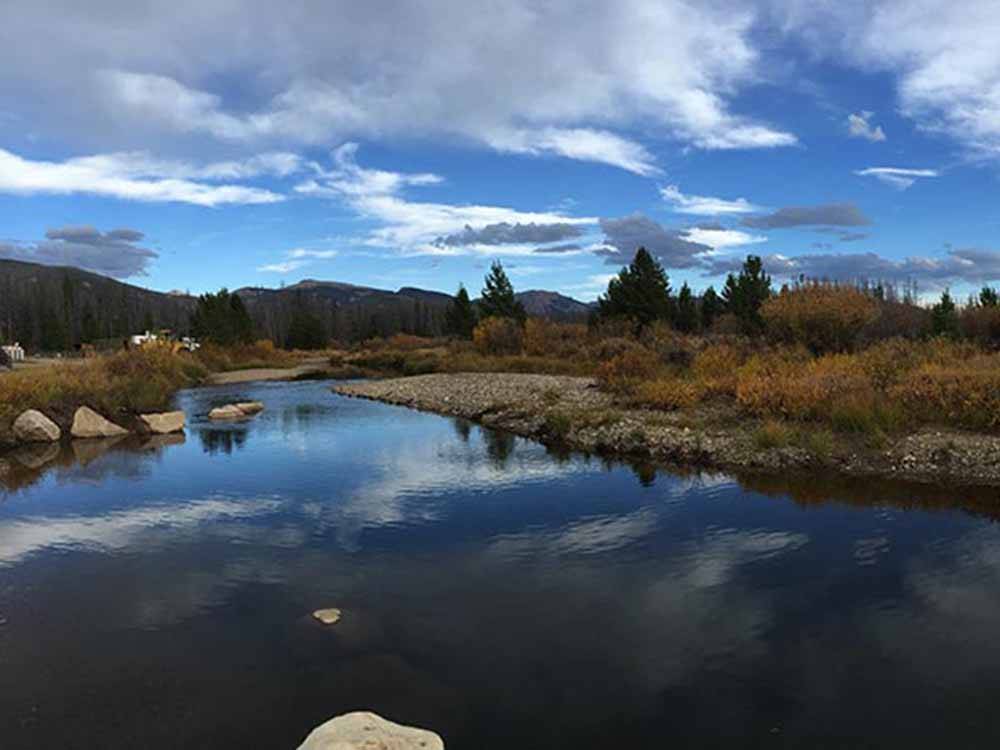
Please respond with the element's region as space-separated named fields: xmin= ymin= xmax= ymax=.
xmin=753 ymin=420 xmax=794 ymax=450
xmin=523 ymin=320 xmax=588 ymax=358
xmin=473 ymin=317 xmax=524 ymax=356
xmin=960 ymin=304 xmax=1000 ymax=349
xmin=633 ymin=376 xmax=701 ymax=410
xmin=595 ymin=345 xmax=661 ymax=394
xmin=762 ymin=283 xmax=878 ymax=353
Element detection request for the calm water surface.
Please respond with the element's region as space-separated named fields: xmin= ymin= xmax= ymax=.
xmin=3 ymin=380 xmax=1000 ymax=748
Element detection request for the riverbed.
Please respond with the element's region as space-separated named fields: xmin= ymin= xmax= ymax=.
xmin=3 ymin=379 xmax=1000 ymax=748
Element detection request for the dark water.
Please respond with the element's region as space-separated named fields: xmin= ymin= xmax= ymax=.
xmin=3 ymin=381 xmax=1000 ymax=748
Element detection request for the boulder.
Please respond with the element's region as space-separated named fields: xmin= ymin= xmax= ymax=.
xmin=312 ymin=608 xmax=342 ymax=625
xmin=297 ymin=712 xmax=444 ymax=750
xmin=139 ymin=411 xmax=186 ymax=434
xmin=235 ymin=401 xmax=264 ymax=415
xmin=71 ymin=406 xmax=128 ymax=439
xmin=208 ymin=405 xmax=246 ymax=420
xmin=12 ymin=409 xmax=61 ymax=443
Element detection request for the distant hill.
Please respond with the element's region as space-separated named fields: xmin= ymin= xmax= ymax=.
xmin=0 ymin=261 xmax=594 ymax=351
xmin=0 ymin=258 xmax=194 ymax=351
xmin=515 ymin=290 xmax=592 ymax=321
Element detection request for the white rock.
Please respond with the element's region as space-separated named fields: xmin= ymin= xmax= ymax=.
xmin=297 ymin=711 xmax=444 ymax=750
xmin=12 ymin=409 xmax=61 ymax=443
xmin=312 ymin=608 xmax=342 ymax=625
xmin=235 ymin=401 xmax=264 ymax=415
xmin=71 ymin=406 xmax=128 ymax=439
xmin=139 ymin=411 xmax=185 ymax=434
xmin=208 ymin=405 xmax=246 ymax=420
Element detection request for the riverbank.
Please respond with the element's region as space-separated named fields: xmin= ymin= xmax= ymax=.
xmin=204 ymin=357 xmax=334 ymax=384
xmin=334 ymin=372 xmax=1000 ymax=486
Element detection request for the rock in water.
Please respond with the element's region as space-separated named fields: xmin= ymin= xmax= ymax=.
xmin=235 ymin=401 xmax=264 ymax=415
xmin=297 ymin=711 xmax=444 ymax=750
xmin=208 ymin=405 xmax=245 ymax=420
xmin=71 ymin=406 xmax=129 ymax=439
xmin=12 ymin=410 xmax=61 ymax=443
xmin=139 ymin=411 xmax=186 ymax=434
xmin=312 ymin=608 xmax=342 ymax=625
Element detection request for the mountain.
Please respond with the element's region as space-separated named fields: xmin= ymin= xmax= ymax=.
xmin=515 ymin=290 xmax=593 ymax=321
xmin=0 ymin=258 xmax=194 ymax=350
xmin=0 ymin=260 xmax=594 ymax=351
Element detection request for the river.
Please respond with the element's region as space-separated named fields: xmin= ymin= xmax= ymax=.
xmin=2 ymin=379 xmax=1000 ymax=748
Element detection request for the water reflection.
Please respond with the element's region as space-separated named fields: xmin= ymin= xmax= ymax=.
xmin=3 ymin=380 xmax=1000 ymax=748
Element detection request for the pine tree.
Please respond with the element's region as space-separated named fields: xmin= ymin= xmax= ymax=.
xmin=191 ymin=289 xmax=255 ymax=345
xmin=596 ymin=247 xmax=672 ymax=330
xmin=285 ymin=294 xmax=327 ymax=349
xmin=675 ymin=282 xmax=699 ymax=332
xmin=931 ymin=290 xmax=959 ymax=337
xmin=700 ymin=285 xmax=722 ymax=330
xmin=480 ymin=261 xmax=526 ymax=321
xmin=722 ymin=255 xmax=771 ymax=334
xmin=980 ymin=286 xmax=999 ymax=307
xmin=446 ymin=284 xmax=478 ymax=338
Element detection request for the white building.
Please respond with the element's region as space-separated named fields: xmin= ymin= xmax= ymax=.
xmin=1 ymin=343 xmax=25 ymax=362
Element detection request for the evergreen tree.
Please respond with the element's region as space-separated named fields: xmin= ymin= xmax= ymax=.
xmin=675 ymin=282 xmax=699 ymax=332
xmin=190 ymin=289 xmax=255 ymax=345
xmin=480 ymin=261 xmax=526 ymax=321
xmin=700 ymin=285 xmax=722 ymax=330
xmin=722 ymin=255 xmax=771 ymax=334
xmin=931 ymin=290 xmax=959 ymax=337
xmin=81 ymin=304 xmax=99 ymax=343
xmin=980 ymin=286 xmax=999 ymax=307
xmin=445 ymin=284 xmax=478 ymax=338
xmin=595 ymin=247 xmax=672 ymax=330
xmin=285 ymin=303 xmax=327 ymax=349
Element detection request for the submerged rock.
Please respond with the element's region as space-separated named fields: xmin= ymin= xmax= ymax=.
xmin=71 ymin=406 xmax=129 ymax=439
xmin=12 ymin=409 xmax=61 ymax=443
xmin=208 ymin=405 xmax=246 ymax=420
xmin=235 ymin=401 xmax=264 ymax=415
xmin=297 ymin=711 xmax=444 ymax=750
xmin=312 ymin=608 xmax=342 ymax=625
xmin=139 ymin=411 xmax=185 ymax=434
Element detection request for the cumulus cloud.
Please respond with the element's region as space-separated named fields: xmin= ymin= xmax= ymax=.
xmin=434 ymin=222 xmax=585 ymax=248
xmin=681 ymin=227 xmax=767 ymax=250
xmin=855 ymin=166 xmax=939 ymax=190
xmin=740 ymin=202 xmax=872 ymax=229
xmin=0 ymin=225 xmax=157 ymax=277
xmin=0 ymin=148 xmax=285 ymax=206
xmin=706 ymin=247 xmax=1000 ymax=287
xmin=1 ymin=1 xmax=796 ymax=173
xmin=660 ymin=184 xmax=759 ymax=215
xmin=297 ymin=144 xmax=595 ymax=254
xmin=847 ymin=111 xmax=887 ymax=142
xmin=597 ymin=214 xmax=713 ymax=267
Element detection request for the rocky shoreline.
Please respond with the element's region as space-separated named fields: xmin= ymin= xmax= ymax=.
xmin=334 ymin=373 xmax=1000 ymax=487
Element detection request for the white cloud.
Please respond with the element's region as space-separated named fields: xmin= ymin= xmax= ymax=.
xmin=258 ymin=247 xmax=339 ymax=273
xmin=855 ymin=166 xmax=939 ymax=189
xmin=847 ymin=111 xmax=887 ymax=142
xmin=681 ymin=227 xmax=767 ymax=249
xmin=773 ymin=1 xmax=1000 ymax=158
xmin=298 ymin=144 xmax=596 ymax=254
xmin=1 ymin=2 xmax=797 ymax=173
xmin=487 ymin=127 xmax=660 ymax=176
xmin=660 ymin=184 xmax=759 ymax=215
xmin=0 ymin=148 xmax=285 ymax=206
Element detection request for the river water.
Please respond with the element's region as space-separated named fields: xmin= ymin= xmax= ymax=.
xmin=2 ymin=380 xmax=1000 ymax=748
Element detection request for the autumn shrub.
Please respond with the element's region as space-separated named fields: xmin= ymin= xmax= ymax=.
xmin=690 ymin=342 xmax=749 ymax=398
xmin=960 ymin=304 xmax=1000 ymax=349
xmin=595 ymin=345 xmax=661 ymax=394
xmin=762 ymin=283 xmax=878 ymax=354
xmin=523 ymin=319 xmax=588 ymax=358
xmin=639 ymin=320 xmax=697 ymax=367
xmin=196 ymin=339 xmax=297 ymax=371
xmin=633 ymin=376 xmax=701 ymax=410
xmin=889 ymin=357 xmax=1000 ymax=430
xmin=473 ymin=317 xmax=524 ymax=356
xmin=753 ymin=420 xmax=794 ymax=450
xmin=859 ymin=299 xmax=930 ymax=343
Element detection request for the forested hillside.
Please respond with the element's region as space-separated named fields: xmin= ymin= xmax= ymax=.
xmin=0 ymin=259 xmax=194 ymax=351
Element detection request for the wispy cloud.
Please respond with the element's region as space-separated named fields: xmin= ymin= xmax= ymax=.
xmin=847 ymin=111 xmax=887 ymax=142
xmin=855 ymin=166 xmax=939 ymax=190
xmin=0 ymin=148 xmax=285 ymax=206
xmin=660 ymin=184 xmax=758 ymax=216
xmin=741 ymin=203 xmax=871 ymax=229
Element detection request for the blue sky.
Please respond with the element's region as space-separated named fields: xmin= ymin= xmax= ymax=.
xmin=2 ymin=0 xmax=1000 ymax=300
